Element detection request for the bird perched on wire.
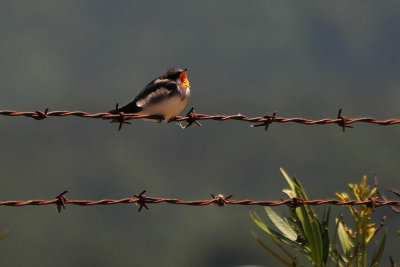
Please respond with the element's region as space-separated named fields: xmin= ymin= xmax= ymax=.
xmin=109 ymin=68 xmax=190 ymax=122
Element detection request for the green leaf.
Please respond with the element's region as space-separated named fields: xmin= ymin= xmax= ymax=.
xmin=292 ymin=177 xmax=309 ymax=200
xmin=331 ymin=246 xmax=347 ymax=267
xmin=336 ymin=220 xmax=353 ymax=257
xmin=296 ymin=202 xmax=324 ymax=265
xmin=283 ymin=189 xmax=295 ymax=198
xmin=264 ymin=206 xmax=298 ymax=241
xmin=321 ymin=207 xmax=331 ymax=265
xmin=250 ymin=211 xmax=272 ymax=234
xmin=250 ymin=211 xmax=307 ymax=254
xmin=281 ymin=168 xmax=296 ymax=194
xmin=329 ymin=212 xmax=345 ymax=267
xmin=0 ymin=229 xmax=9 ymax=240
xmin=250 ymin=211 xmax=299 ymax=261
xmin=369 ymin=231 xmax=386 ymax=267
xmin=290 ymin=178 xmax=324 ymax=266
xmin=279 ymin=170 xmax=325 ymax=266
xmin=251 ymin=232 xmax=293 ymax=267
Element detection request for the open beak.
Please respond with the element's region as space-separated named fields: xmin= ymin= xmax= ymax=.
xmin=179 ymin=69 xmax=190 ymax=87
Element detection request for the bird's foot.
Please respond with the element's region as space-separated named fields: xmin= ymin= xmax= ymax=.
xmin=147 ymin=115 xmax=164 ymax=123
xmin=168 ymin=117 xmax=177 ymax=123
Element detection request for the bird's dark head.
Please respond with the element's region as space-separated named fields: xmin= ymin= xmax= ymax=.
xmin=164 ymin=68 xmax=190 ymax=87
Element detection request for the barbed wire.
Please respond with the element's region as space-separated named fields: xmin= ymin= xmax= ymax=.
xmin=1 ymin=191 xmax=400 ymax=213
xmin=1 ymin=108 xmax=400 ymax=131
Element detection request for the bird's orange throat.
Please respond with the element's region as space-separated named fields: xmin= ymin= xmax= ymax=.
xmin=179 ymin=70 xmax=190 ymax=87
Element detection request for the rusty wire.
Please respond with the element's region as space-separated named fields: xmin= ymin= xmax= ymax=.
xmin=1 ymin=108 xmax=400 ymax=131
xmin=1 ymin=191 xmax=400 ymax=213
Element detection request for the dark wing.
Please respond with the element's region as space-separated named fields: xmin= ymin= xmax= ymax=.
xmin=109 ymin=81 xmax=179 ymax=114
xmin=135 ymin=81 xmax=179 ymax=105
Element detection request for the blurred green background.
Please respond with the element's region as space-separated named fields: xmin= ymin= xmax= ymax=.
xmin=1 ymin=1 xmax=400 ymax=266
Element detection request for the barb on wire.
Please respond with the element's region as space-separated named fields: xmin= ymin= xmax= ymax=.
xmin=182 ymin=107 xmax=203 ymax=128
xmin=251 ymin=111 xmax=277 ymax=131
xmin=336 ymin=108 xmax=353 ymax=132
xmin=134 ymin=190 xmax=149 ymax=212
xmin=55 ymin=190 xmax=68 ymax=213
xmin=375 ymin=175 xmax=400 ymax=213
xmin=1 ymin=191 xmax=399 ymax=213
xmin=1 ymin=108 xmax=400 ymax=130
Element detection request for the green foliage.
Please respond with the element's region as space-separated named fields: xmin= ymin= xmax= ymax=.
xmin=335 ymin=176 xmax=385 ymax=267
xmin=251 ymin=169 xmax=389 ymax=267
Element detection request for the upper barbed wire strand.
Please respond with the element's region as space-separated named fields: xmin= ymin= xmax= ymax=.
xmin=0 ymin=191 xmax=399 ymax=213
xmin=1 ymin=108 xmax=400 ymax=130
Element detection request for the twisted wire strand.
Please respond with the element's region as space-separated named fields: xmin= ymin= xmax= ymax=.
xmin=1 ymin=191 xmax=399 ymax=213
xmin=1 ymin=109 xmax=400 ymax=130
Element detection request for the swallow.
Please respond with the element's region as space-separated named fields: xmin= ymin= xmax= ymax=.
xmin=109 ymin=68 xmax=190 ymax=122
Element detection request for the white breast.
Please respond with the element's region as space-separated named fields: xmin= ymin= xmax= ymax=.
xmin=140 ymin=85 xmax=190 ymax=122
